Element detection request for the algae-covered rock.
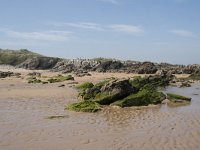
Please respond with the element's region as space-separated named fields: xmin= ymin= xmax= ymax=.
xmin=167 ymin=93 xmax=191 ymax=102
xmin=76 ymin=82 xmax=94 ymax=90
xmin=66 ymin=101 xmax=101 ymax=112
xmin=94 ymin=79 xmax=135 ymax=105
xmin=80 ymin=79 xmax=111 ymax=100
xmin=80 ymin=79 xmax=135 ymax=104
xmin=112 ymin=89 xmax=166 ymax=107
xmin=28 ymin=78 xmax=42 ymax=83
xmin=48 ymin=75 xmax=74 ymax=83
xmin=67 ymin=73 xmax=191 ymax=113
xmin=166 ymin=93 xmax=192 ymax=106
xmin=130 ymin=74 xmax=171 ymax=91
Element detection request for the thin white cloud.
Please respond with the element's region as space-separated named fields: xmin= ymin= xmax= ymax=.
xmin=51 ymin=22 xmax=104 ymax=31
xmin=49 ymin=22 xmax=144 ymax=35
xmin=67 ymin=22 xmax=104 ymax=31
xmin=1 ymin=29 xmax=72 ymax=41
xmin=110 ymin=24 xmax=144 ymax=34
xmin=98 ymin=0 xmax=119 ymax=5
xmin=170 ymin=30 xmax=195 ymax=37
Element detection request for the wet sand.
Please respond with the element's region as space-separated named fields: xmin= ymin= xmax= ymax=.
xmin=0 ymin=68 xmax=200 ymax=150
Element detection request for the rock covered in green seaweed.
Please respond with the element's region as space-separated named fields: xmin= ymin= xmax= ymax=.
xmin=48 ymin=74 xmax=74 ymax=83
xmin=112 ymin=90 xmax=166 ymax=107
xmin=66 ymin=101 xmax=101 ymax=112
xmin=66 ymin=73 xmax=192 ymax=112
xmin=76 ymin=82 xmax=94 ymax=90
xmin=167 ymin=93 xmax=191 ymax=102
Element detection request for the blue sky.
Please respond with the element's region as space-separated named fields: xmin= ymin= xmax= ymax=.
xmin=0 ymin=0 xmax=200 ymax=64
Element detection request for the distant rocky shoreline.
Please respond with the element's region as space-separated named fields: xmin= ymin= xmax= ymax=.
xmin=1 ymin=49 xmax=200 ymax=75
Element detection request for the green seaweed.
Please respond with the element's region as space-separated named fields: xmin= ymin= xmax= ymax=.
xmin=167 ymin=93 xmax=191 ymax=102
xmin=48 ymin=75 xmax=74 ymax=83
xmin=112 ymin=89 xmax=166 ymax=107
xmin=94 ymin=92 xmax=121 ymax=105
xmin=76 ymin=82 xmax=94 ymax=90
xmin=66 ymin=101 xmax=101 ymax=112
xmin=68 ymin=74 xmax=191 ymax=113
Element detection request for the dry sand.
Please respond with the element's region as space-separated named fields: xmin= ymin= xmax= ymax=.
xmin=0 ymin=66 xmax=200 ymax=150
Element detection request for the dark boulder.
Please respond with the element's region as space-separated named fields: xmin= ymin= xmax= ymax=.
xmin=95 ymin=61 xmax=123 ymax=72
xmin=135 ymin=62 xmax=158 ymax=74
xmin=0 ymin=71 xmax=14 ymax=78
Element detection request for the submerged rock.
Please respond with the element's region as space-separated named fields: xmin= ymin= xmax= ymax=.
xmin=180 ymin=82 xmax=191 ymax=88
xmin=167 ymin=93 xmax=191 ymax=102
xmin=166 ymin=93 xmax=192 ymax=107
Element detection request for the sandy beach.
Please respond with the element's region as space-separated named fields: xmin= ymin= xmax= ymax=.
xmin=0 ymin=67 xmax=200 ymax=150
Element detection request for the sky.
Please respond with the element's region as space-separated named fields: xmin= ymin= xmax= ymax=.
xmin=0 ymin=0 xmax=200 ymax=64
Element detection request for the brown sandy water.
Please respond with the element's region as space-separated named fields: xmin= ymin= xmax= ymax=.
xmin=0 ymin=76 xmax=200 ymax=150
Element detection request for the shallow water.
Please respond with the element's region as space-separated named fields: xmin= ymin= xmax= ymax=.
xmin=0 ymin=85 xmax=200 ymax=150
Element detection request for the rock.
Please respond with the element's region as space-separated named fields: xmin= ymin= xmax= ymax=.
xmin=74 ymin=70 xmax=91 ymax=77
xmin=156 ymin=70 xmax=165 ymax=76
xmin=76 ymin=82 xmax=94 ymax=90
xmin=58 ymin=84 xmax=65 ymax=87
xmin=167 ymin=93 xmax=192 ymax=103
xmin=66 ymin=101 xmax=101 ymax=112
xmin=113 ymin=90 xmax=166 ymax=107
xmin=28 ymin=78 xmax=42 ymax=84
xmin=1 ymin=49 xmax=200 ymax=75
xmin=180 ymin=82 xmax=191 ymax=88
xmin=101 ymin=79 xmax=134 ymax=94
xmin=95 ymin=61 xmax=123 ymax=72
xmin=166 ymin=93 xmax=191 ymax=105
xmin=162 ymin=99 xmax=170 ymax=104
xmin=67 ymin=74 xmax=192 ymax=112
xmin=13 ymin=73 xmax=21 ymax=77
xmin=135 ymin=62 xmax=158 ymax=74
xmin=0 ymin=71 xmax=14 ymax=78
xmin=18 ymin=57 xmax=60 ymax=70
xmin=28 ymin=72 xmax=41 ymax=77
xmin=67 ymin=81 xmax=79 ymax=85
xmin=42 ymin=81 xmax=48 ymax=84
xmin=47 ymin=75 xmax=74 ymax=83
xmin=82 ymin=79 xmax=135 ymax=105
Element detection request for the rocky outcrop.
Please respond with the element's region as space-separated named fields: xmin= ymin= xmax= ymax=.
xmin=95 ymin=61 xmax=124 ymax=72
xmin=66 ymin=73 xmax=190 ymax=112
xmin=17 ymin=57 xmax=60 ymax=70
xmin=135 ymin=62 xmax=158 ymax=74
xmin=0 ymin=49 xmax=200 ymax=75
